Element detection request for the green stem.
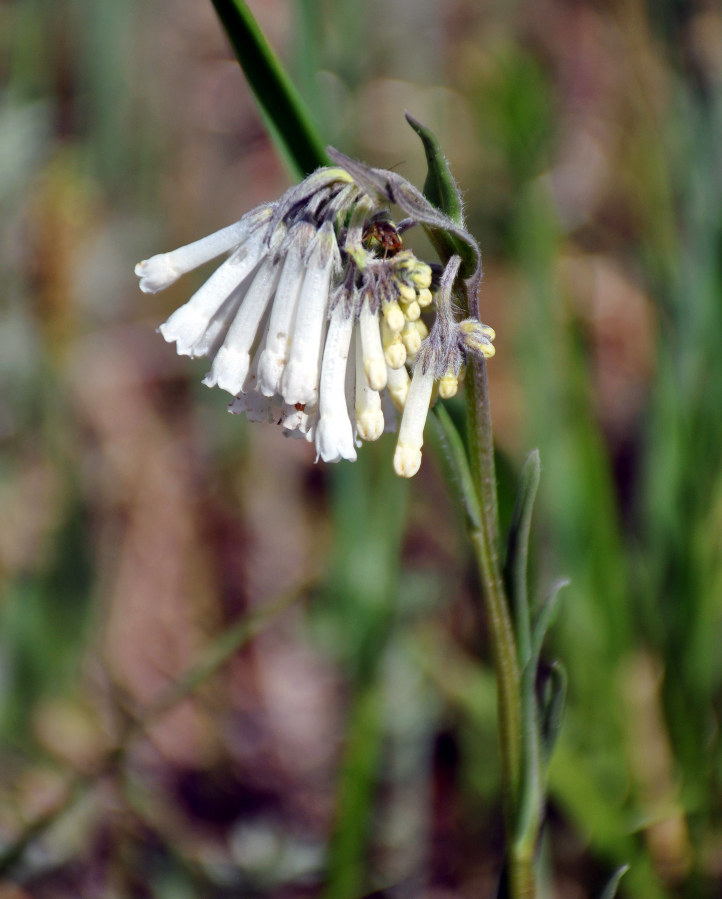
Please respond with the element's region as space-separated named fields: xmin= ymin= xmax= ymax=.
xmin=465 ymin=355 xmax=531 ymax=898
xmin=465 ymin=356 xmax=501 ymax=551
xmin=469 ymin=521 xmax=520 ymax=822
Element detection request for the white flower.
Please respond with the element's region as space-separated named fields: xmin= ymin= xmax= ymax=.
xmin=135 ymin=154 xmax=495 ymax=475
xmin=393 ymin=367 xmax=435 ymax=478
xmin=315 ymin=301 xmax=357 ymax=463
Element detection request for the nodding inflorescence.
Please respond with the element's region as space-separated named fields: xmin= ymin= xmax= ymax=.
xmin=135 ymin=152 xmax=494 ymax=477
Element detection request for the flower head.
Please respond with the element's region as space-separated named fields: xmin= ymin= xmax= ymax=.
xmin=135 ymin=150 xmax=495 ymax=476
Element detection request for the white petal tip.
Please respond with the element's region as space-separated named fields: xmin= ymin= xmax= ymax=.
xmin=315 ymin=416 xmax=357 ymax=463
xmin=203 ymin=347 xmax=250 ymax=396
xmin=393 ymin=445 xmax=422 ymax=478
xmin=364 ymin=359 xmax=387 ymax=392
xmin=401 ymin=330 xmax=421 ymax=357
xmin=438 ymin=376 xmax=459 ymax=399
xmin=256 ymin=351 xmax=285 ymax=398
xmin=356 ymin=409 xmax=384 ymax=442
xmin=158 ymin=306 xmax=213 ymax=356
xmin=384 ymin=306 xmax=405 ymax=334
xmin=135 ymin=255 xmax=180 ymax=293
xmin=280 ymin=359 xmax=318 ymax=407
xmin=402 ymin=300 xmax=421 ymax=322
xmin=384 ymin=344 xmax=407 ymax=370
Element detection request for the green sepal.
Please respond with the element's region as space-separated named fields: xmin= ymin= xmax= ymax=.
xmin=403 ymin=115 xmax=481 ymax=291
xmin=209 ymin=0 xmax=329 ymax=177
xmin=405 ymin=111 xmax=463 ymax=225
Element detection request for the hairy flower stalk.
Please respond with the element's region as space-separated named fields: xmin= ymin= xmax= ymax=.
xmin=135 ymin=153 xmax=495 ymax=476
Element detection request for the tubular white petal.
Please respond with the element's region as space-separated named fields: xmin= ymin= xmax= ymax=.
xmin=401 ymin=320 xmax=422 ymax=357
xmin=386 ymin=363 xmax=410 ymax=410
xmin=314 ymin=304 xmax=357 ymax=463
xmin=158 ymin=234 xmax=267 ymax=356
xmin=411 ymin=265 xmax=432 ymax=289
xmin=438 ymin=373 xmax=459 ymax=398
xmin=358 ymin=296 xmax=387 ymax=391
xmin=383 ymin=301 xmax=405 ymax=334
xmin=354 ymin=329 xmax=384 ymax=442
xmin=384 ymin=341 xmax=406 ymax=370
xmin=135 ymin=206 xmax=273 ymax=293
xmin=344 ymin=331 xmax=357 ymax=440
xmin=402 ymin=299 xmax=421 ymax=322
xmin=280 ymin=223 xmax=338 ymax=406
xmin=397 ymin=281 xmax=416 ymax=303
xmin=415 ymin=319 xmax=429 ymax=340
xmin=381 ymin=316 xmax=406 ymax=369
xmin=417 ymin=288 xmax=433 ymax=307
xmin=186 ymin=286 xmax=248 ymax=359
xmin=256 ymin=226 xmax=308 ymax=396
xmin=203 ymin=256 xmax=281 ymax=395
xmin=393 ymin=367 xmax=434 ymax=478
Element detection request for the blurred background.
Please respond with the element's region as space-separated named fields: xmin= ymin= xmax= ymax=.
xmin=2 ymin=0 xmax=722 ymax=896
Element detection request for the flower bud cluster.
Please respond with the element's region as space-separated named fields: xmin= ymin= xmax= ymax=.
xmin=135 ymin=152 xmax=495 ymax=476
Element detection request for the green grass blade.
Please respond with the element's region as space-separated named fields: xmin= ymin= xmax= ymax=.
xmin=209 ymin=0 xmax=329 ymax=176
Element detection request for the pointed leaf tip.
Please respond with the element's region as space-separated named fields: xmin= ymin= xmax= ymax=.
xmin=405 ymin=112 xmax=464 ymax=226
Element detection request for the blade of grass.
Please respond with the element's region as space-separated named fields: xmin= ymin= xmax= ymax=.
xmin=209 ymin=0 xmax=329 ymax=176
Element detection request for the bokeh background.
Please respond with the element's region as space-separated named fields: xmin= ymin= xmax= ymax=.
xmin=2 ymin=0 xmax=722 ymax=896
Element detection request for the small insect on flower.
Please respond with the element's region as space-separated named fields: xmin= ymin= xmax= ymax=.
xmin=135 ymin=144 xmax=495 ymax=477
xmin=362 ymin=220 xmax=404 ymax=257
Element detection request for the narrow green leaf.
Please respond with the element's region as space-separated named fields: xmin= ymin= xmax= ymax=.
xmin=431 ymin=404 xmax=482 ymax=531
xmin=530 ymin=577 xmax=569 ymax=667
xmin=514 ymin=652 xmax=544 ymax=853
xmin=538 ymin=659 xmax=567 ymax=763
xmin=405 ymin=111 xmax=463 ymax=224
xmin=209 ymin=0 xmax=329 ymax=176
xmin=514 ymin=577 xmax=568 ymax=852
xmin=504 ymin=449 xmax=541 ymax=667
xmin=600 ymin=864 xmax=630 ymax=899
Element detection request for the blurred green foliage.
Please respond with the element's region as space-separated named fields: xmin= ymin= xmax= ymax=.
xmin=1 ymin=0 xmax=722 ymax=897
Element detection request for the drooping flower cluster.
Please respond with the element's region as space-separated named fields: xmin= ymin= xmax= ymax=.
xmin=135 ymin=150 xmax=494 ymax=477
